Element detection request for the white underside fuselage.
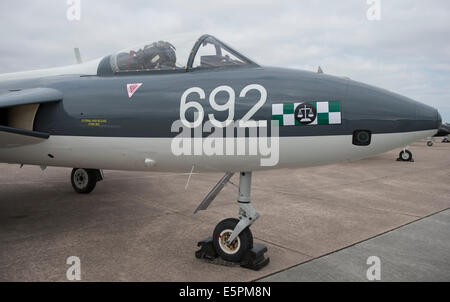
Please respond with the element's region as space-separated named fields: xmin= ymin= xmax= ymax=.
xmin=0 ymin=130 xmax=435 ymax=172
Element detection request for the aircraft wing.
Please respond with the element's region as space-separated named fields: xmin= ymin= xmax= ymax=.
xmin=0 ymin=88 xmax=62 ymax=148
xmin=0 ymin=87 xmax=62 ymax=107
xmin=0 ymin=126 xmax=49 ymax=148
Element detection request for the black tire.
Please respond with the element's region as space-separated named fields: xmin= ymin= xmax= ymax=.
xmin=399 ymin=150 xmax=412 ymax=162
xmin=212 ymin=218 xmax=253 ymax=262
xmin=71 ymin=168 xmax=97 ymax=194
xmin=427 ymin=141 xmax=433 ymax=147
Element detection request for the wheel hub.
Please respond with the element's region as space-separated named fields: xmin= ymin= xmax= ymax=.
xmin=218 ymin=229 xmax=240 ymax=254
xmin=74 ymin=169 xmax=88 ymax=189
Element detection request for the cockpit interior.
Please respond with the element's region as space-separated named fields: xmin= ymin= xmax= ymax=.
xmin=108 ymin=34 xmax=257 ymax=74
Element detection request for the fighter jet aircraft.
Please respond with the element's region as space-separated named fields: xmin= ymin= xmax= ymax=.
xmin=427 ymin=123 xmax=450 ymax=146
xmin=0 ymin=34 xmax=441 ymax=263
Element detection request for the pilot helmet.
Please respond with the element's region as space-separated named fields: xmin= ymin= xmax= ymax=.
xmin=138 ymin=41 xmax=176 ymax=69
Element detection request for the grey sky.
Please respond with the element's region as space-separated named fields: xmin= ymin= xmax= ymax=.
xmin=0 ymin=0 xmax=449 ymax=120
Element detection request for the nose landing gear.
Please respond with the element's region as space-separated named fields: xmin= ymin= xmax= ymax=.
xmin=397 ymin=148 xmax=414 ymax=162
xmin=195 ymin=172 xmax=269 ymax=270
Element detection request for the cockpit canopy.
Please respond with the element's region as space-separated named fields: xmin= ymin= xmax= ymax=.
xmin=109 ymin=34 xmax=257 ymax=73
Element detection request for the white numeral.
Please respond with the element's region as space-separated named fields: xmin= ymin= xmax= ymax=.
xmin=208 ymin=85 xmax=235 ymax=128
xmin=180 ymin=84 xmax=266 ymax=128
xmin=239 ymin=84 xmax=267 ymax=127
xmin=180 ymin=87 xmax=205 ymax=128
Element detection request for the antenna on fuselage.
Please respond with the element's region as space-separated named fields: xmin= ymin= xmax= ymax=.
xmin=74 ymin=48 xmax=82 ymax=64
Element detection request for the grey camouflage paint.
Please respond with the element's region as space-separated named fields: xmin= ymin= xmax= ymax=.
xmin=0 ymin=37 xmax=441 ymax=139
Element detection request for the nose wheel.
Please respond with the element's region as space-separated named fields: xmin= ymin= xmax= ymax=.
xmin=195 ymin=172 xmax=269 ymax=270
xmin=397 ymin=149 xmax=414 ymax=162
xmin=213 ymin=218 xmax=253 ymax=262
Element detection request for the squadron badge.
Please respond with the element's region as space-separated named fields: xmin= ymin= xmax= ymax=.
xmin=272 ymin=101 xmax=342 ymax=126
xmin=295 ymin=103 xmax=316 ymax=125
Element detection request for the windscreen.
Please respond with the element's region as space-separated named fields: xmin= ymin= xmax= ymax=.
xmin=192 ymin=36 xmax=252 ymax=69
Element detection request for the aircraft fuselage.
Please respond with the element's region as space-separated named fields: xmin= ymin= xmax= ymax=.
xmin=0 ymin=65 xmax=441 ymax=172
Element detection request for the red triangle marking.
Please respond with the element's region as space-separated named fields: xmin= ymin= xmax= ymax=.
xmin=127 ymin=83 xmax=143 ymax=98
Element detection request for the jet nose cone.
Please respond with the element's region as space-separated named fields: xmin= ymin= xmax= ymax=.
xmin=347 ymin=80 xmax=441 ymax=136
xmin=437 ymin=111 xmax=442 ymax=128
xmin=415 ymin=103 xmax=441 ymax=131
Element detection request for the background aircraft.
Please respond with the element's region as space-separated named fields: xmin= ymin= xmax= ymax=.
xmin=427 ymin=123 xmax=450 ymax=146
xmin=0 ymin=34 xmax=441 ymax=263
xmin=435 ymin=123 xmax=450 ymax=142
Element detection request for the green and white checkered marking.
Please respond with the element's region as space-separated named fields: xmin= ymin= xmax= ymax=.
xmin=272 ymin=101 xmax=341 ymax=126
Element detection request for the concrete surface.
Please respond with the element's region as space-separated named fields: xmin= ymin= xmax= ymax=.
xmin=0 ymin=140 xmax=449 ymax=281
xmin=259 ymin=209 xmax=450 ymax=282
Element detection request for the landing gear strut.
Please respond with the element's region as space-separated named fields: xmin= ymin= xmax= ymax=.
xmin=71 ymin=168 xmax=103 ymax=194
xmin=195 ymin=172 xmax=269 ymax=270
